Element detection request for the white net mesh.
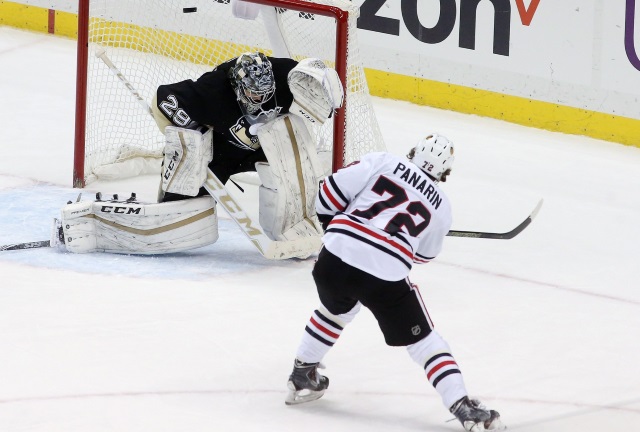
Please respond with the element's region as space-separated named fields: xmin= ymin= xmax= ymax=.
xmin=81 ymin=0 xmax=385 ymax=184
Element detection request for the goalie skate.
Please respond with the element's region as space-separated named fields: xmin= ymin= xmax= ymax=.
xmin=285 ymin=360 xmax=329 ymax=405
xmin=450 ymin=396 xmax=506 ymax=431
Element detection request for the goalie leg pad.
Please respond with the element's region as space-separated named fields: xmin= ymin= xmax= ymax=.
xmin=257 ymin=174 xmax=284 ymax=241
xmin=258 ymin=179 xmax=325 ymax=242
xmin=257 ymin=162 xmax=318 ymax=241
xmin=60 ymin=196 xmax=218 ymax=254
xmin=256 ymin=114 xmax=324 ymax=241
xmin=161 ymin=126 xmax=213 ymax=197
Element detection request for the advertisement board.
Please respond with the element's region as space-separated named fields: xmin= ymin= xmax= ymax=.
xmin=2 ymin=0 xmax=638 ymax=145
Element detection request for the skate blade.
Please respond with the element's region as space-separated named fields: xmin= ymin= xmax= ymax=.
xmin=463 ymin=415 xmax=506 ymax=431
xmin=486 ymin=416 xmax=506 ymax=431
xmin=285 ymin=389 xmax=325 ymax=405
xmin=284 ymin=382 xmax=326 ymax=405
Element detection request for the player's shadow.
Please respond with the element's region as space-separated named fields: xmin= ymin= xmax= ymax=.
xmin=292 ymin=398 xmax=453 ymax=432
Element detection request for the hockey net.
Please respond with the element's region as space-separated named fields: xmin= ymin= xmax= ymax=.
xmin=74 ymin=0 xmax=386 ymax=187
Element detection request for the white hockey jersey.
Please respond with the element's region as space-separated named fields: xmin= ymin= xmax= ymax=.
xmin=317 ymin=152 xmax=452 ymax=281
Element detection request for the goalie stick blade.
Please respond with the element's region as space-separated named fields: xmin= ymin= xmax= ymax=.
xmin=0 ymin=240 xmax=51 ymax=251
xmin=447 ymin=199 xmax=543 ymax=240
xmin=203 ymin=169 xmax=320 ymax=260
xmin=263 ymin=236 xmax=322 ymax=260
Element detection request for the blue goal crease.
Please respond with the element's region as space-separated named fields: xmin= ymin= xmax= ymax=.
xmin=0 ymin=185 xmax=293 ymax=279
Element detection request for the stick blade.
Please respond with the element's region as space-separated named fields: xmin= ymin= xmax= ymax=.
xmin=203 ymin=169 xmax=321 ymax=260
xmin=263 ymin=236 xmax=322 ymax=260
xmin=0 ymin=240 xmax=51 ymax=251
xmin=447 ymin=198 xmax=543 ymax=240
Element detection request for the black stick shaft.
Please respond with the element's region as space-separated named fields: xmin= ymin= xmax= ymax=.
xmin=447 ymin=199 xmax=543 ymax=240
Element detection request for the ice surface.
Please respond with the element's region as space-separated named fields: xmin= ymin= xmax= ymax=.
xmin=1 ymin=27 xmax=639 ymax=432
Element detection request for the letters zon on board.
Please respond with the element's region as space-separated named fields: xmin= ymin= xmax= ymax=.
xmin=356 ymin=0 xmax=542 ymax=56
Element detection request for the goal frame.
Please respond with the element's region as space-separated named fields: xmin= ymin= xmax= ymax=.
xmin=73 ymin=0 xmax=350 ymax=188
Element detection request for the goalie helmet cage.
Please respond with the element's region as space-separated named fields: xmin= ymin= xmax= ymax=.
xmin=73 ymin=0 xmax=386 ymax=187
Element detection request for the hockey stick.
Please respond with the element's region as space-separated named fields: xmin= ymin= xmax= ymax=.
xmin=95 ymin=48 xmax=320 ymax=259
xmin=203 ymin=170 xmax=321 ymax=259
xmin=0 ymin=194 xmax=81 ymax=252
xmin=0 ymin=240 xmax=51 ymax=251
xmin=446 ymin=198 xmax=543 ymax=239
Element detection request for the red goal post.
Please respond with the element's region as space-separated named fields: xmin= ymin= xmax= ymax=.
xmin=73 ymin=0 xmax=385 ymax=187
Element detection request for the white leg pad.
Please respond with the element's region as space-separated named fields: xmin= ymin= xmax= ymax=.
xmin=256 ymin=114 xmax=324 ymax=241
xmin=60 ymin=196 xmax=218 ymax=254
xmin=161 ymin=126 xmax=213 ymax=197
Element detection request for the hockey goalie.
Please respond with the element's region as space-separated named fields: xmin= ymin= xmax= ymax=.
xmin=53 ymin=53 xmax=344 ymax=258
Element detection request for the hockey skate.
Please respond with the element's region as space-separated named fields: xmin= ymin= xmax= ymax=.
xmin=285 ymin=359 xmax=329 ymax=405
xmin=450 ymin=396 xmax=506 ymax=431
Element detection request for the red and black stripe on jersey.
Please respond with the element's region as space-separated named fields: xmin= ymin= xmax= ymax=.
xmin=316 ymin=152 xmax=451 ymax=281
xmin=317 ymin=175 xmax=348 ymax=214
xmin=326 ymin=214 xmax=415 ymax=270
xmin=320 ymin=175 xmax=418 ymax=268
xmin=414 ymin=251 xmax=434 ymax=263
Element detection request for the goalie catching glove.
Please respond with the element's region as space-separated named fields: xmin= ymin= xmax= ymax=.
xmin=288 ymin=58 xmax=344 ymax=125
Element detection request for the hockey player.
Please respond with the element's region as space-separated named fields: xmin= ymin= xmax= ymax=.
xmin=54 ymin=52 xmax=343 ymax=255
xmin=284 ymin=134 xmax=506 ymax=431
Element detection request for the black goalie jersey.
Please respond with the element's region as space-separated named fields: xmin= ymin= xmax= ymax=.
xmin=317 ymin=152 xmax=453 ymax=281
xmin=156 ymin=56 xmax=298 ymax=183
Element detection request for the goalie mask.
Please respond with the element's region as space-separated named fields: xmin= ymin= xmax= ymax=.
xmin=407 ymin=133 xmax=455 ymax=182
xmin=229 ymin=52 xmax=276 ymax=114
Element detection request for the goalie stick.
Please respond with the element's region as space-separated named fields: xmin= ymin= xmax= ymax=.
xmin=202 ymin=169 xmax=321 ymax=259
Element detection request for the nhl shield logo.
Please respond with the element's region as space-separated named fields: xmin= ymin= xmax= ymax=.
xmin=411 ymin=325 xmax=421 ymax=336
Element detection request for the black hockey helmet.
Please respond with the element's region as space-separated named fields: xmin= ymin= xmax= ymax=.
xmin=229 ymin=52 xmax=276 ymax=112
